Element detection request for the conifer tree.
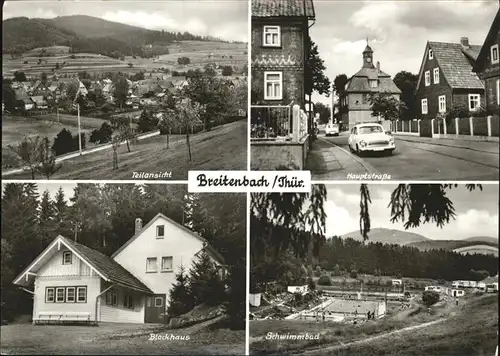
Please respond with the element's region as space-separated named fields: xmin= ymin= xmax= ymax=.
xmin=188 ymin=252 xmax=225 ymax=306
xmin=166 ymin=266 xmax=194 ymax=320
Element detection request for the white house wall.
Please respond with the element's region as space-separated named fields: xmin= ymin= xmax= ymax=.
xmin=37 ymin=249 xmax=92 ymax=277
xmin=99 ymin=282 xmax=145 ymax=324
xmin=33 ymin=276 xmax=101 ymax=322
xmin=113 ymin=216 xmax=205 ymax=302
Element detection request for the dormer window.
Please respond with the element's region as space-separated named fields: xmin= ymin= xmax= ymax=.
xmin=156 ymin=225 xmax=165 ymax=239
xmin=263 ymin=26 xmax=281 ymax=47
xmin=428 ymin=49 xmax=433 ymax=60
xmin=491 ymin=44 xmax=499 ymax=64
xmin=369 ymin=80 xmax=378 ymax=88
xmin=63 ymin=251 xmax=72 ymax=265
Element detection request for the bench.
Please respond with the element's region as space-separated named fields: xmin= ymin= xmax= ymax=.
xmin=35 ymin=312 xmax=92 ymax=325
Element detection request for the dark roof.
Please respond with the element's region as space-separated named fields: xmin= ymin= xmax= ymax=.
xmin=346 ymin=67 xmax=401 ymax=93
xmin=252 ymin=0 xmax=315 ymax=18
xmin=428 ymin=41 xmax=484 ymax=89
xmin=473 ymin=8 xmax=500 ymax=73
xmin=61 ymin=236 xmax=153 ymax=294
xmin=363 ymin=45 xmax=373 ymax=53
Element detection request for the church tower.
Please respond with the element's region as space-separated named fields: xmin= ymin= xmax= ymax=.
xmin=362 ymin=39 xmax=375 ymax=69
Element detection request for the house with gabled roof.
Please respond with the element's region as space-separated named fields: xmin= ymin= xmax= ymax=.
xmin=342 ymin=42 xmax=401 ymax=131
xmin=415 ymin=37 xmax=485 ymax=120
xmin=13 ymin=213 xmax=225 ymax=325
xmin=472 ymin=8 xmax=500 ymax=115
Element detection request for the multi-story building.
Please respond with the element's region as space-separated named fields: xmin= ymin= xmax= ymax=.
xmin=473 ymin=8 xmax=500 ymax=115
xmin=415 ymin=37 xmax=485 ymax=120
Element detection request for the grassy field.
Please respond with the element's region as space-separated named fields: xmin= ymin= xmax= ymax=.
xmin=249 ymin=292 xmax=496 ymax=355
xmin=0 ymin=318 xmax=245 ymax=355
xmin=2 ymin=115 xmax=97 ymax=147
xmin=3 ymin=41 xmax=247 ymax=78
xmin=341 ymin=294 xmax=498 ymax=356
xmin=4 ymin=120 xmax=247 ymax=179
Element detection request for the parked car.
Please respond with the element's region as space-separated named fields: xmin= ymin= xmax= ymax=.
xmin=325 ymin=123 xmax=339 ymax=136
xmin=348 ymin=123 xmax=395 ymax=155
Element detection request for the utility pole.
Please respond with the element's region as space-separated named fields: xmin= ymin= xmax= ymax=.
xmin=77 ymin=103 xmax=82 ymax=155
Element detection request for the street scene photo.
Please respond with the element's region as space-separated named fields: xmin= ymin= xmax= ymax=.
xmin=250 ymin=0 xmax=499 ymax=180
xmin=2 ymin=1 xmax=248 ymax=180
xmin=0 ymin=182 xmax=246 ymax=355
xmin=249 ymin=184 xmax=498 ymax=355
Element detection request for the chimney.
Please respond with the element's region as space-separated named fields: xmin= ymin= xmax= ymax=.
xmin=460 ymin=37 xmax=469 ymax=48
xmin=135 ymin=218 xmax=143 ymax=234
xmin=376 ymin=61 xmax=380 ymax=72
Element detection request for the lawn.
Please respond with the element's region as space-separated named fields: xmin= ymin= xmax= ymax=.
xmin=2 ymin=115 xmax=94 ymax=147
xmin=342 ymin=294 xmax=498 ymax=356
xmin=4 ymin=120 xmax=247 ymax=180
xmin=0 ymin=319 xmax=245 ymax=355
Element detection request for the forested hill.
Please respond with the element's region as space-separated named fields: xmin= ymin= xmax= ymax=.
xmin=2 ymin=15 xmax=229 ymax=55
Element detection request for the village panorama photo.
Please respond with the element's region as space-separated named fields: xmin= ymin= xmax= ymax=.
xmin=1 ymin=0 xmax=248 ymax=180
xmin=0 ymin=182 xmax=247 ymax=355
xmin=249 ymin=0 xmax=499 ymax=181
xmin=249 ymin=183 xmax=499 ymax=355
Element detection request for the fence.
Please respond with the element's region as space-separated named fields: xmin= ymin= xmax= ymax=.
xmin=393 ymin=115 xmax=499 ymax=139
xmin=250 ymin=105 xmax=292 ymax=139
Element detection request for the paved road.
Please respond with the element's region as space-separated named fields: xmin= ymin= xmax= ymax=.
xmin=314 ymin=133 xmax=499 ymax=180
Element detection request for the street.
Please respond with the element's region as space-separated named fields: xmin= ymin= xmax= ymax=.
xmin=307 ymin=132 xmax=499 ymax=180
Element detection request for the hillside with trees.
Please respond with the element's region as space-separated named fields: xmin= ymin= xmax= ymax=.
xmin=2 ymin=15 xmax=232 ymax=57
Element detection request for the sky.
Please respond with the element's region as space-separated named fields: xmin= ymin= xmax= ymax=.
xmin=2 ymin=0 xmax=249 ymax=42
xmin=310 ymin=0 xmax=499 ymax=106
xmin=322 ymin=184 xmax=499 ymax=240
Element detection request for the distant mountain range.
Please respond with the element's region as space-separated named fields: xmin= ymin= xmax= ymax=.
xmin=342 ymin=228 xmax=498 ymax=255
xmin=2 ymin=15 xmax=229 ymax=56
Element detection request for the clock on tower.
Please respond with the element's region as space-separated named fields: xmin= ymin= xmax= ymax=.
xmin=363 ymin=40 xmax=374 ymax=68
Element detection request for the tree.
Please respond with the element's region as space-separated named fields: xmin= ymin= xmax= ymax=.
xmin=137 ymin=109 xmax=159 ymax=133
xmin=40 ymin=72 xmax=48 ymax=84
xmin=110 ymin=132 xmax=121 ymax=170
xmin=165 ymin=97 xmax=204 ymax=161
xmin=422 ymin=290 xmax=440 ymax=307
xmin=368 ymin=92 xmax=406 ymax=122
xmin=314 ymin=102 xmax=331 ymax=124
xmin=222 ymin=66 xmax=233 ymax=76
xmin=113 ymin=75 xmax=129 ymax=109
xmin=90 ymin=122 xmax=113 ymax=145
xmin=37 ymin=137 xmax=62 ymax=179
xmin=38 ymin=190 xmax=56 ymax=246
xmin=333 ymin=74 xmax=348 ymax=121
xmin=2 ymin=82 xmax=16 ymax=112
xmin=188 ymin=252 xmax=225 ymax=306
xmin=52 ymin=129 xmax=75 ymax=156
xmin=8 ymin=136 xmax=42 ymax=179
xmin=182 ymin=76 xmax=230 ymax=131
xmin=177 ymin=57 xmax=191 ymax=65
xmin=14 ymin=71 xmax=27 ymax=82
xmin=318 ymin=275 xmax=332 ymax=285
xmin=65 ymin=83 xmax=78 ymax=101
xmin=166 ymin=266 xmax=194 ymax=321
xmin=305 ymin=38 xmax=331 ymax=142
xmin=111 ymin=117 xmax=135 ymax=153
xmin=393 ymin=71 xmax=418 ymax=120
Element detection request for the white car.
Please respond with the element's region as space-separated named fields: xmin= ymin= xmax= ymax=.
xmin=325 ymin=123 xmax=339 ymax=136
xmin=348 ymin=123 xmax=395 ymax=155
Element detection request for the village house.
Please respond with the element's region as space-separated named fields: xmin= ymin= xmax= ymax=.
xmin=250 ymin=0 xmax=315 ymax=170
xmin=415 ymin=37 xmax=485 ymax=120
xmin=30 ymin=96 xmax=49 ymax=110
xmin=473 ymin=8 xmax=500 ymax=115
xmin=342 ymin=42 xmax=401 ymax=131
xmin=251 ymin=0 xmax=314 ymax=108
xmin=13 ymin=213 xmax=225 ymax=324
